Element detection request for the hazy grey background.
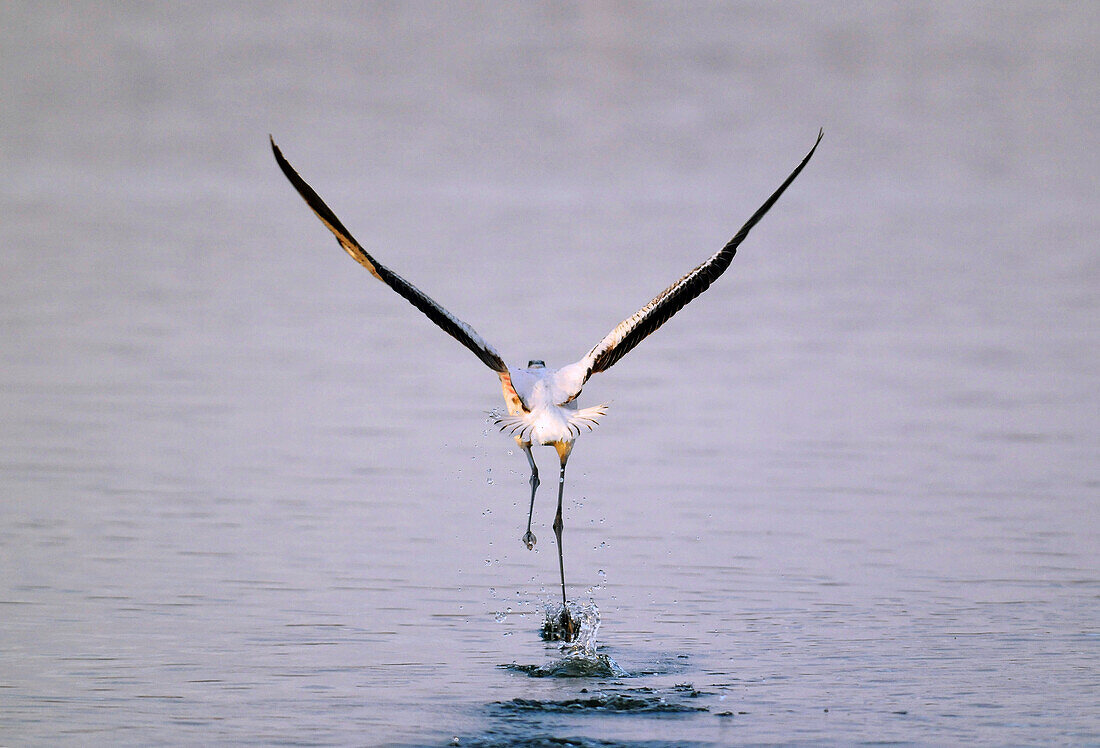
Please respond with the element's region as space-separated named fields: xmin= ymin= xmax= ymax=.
xmin=1 ymin=2 xmax=1097 ymax=745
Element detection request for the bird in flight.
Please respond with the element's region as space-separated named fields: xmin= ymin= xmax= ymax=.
xmin=271 ymin=131 xmax=821 ymax=624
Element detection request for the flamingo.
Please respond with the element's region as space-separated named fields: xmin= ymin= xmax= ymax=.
xmin=271 ymin=131 xmax=821 ymax=620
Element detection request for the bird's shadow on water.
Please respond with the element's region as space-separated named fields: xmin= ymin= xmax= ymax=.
xmin=450 ymin=602 xmax=719 ymax=748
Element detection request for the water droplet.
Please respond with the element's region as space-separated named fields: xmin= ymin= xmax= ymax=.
xmin=482 ymin=508 xmax=491 ymax=515
xmin=597 ymin=569 xmax=606 ymax=577
xmin=484 ymin=559 xmax=492 ymax=566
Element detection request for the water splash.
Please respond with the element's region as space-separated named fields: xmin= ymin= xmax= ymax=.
xmin=540 ymin=601 xmax=593 ymax=650
xmin=509 ymin=600 xmax=627 ymax=678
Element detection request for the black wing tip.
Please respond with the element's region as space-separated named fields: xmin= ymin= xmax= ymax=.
xmin=268 ymin=133 xmax=294 ymax=176
xmin=270 ymin=136 xmax=316 ymax=197
xmin=809 ymin=127 xmax=824 ymax=155
xmin=800 ymin=128 xmax=824 ymax=165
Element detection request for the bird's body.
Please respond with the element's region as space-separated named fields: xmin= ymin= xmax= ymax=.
xmin=497 ymin=361 xmax=605 ymax=446
xmin=271 ymin=131 xmax=822 ymax=630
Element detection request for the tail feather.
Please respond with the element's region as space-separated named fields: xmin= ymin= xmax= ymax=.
xmin=570 ymin=404 xmax=609 ymax=432
xmin=491 ymin=404 xmax=610 ymax=443
xmin=564 ymin=403 xmax=611 ymax=438
xmin=493 ymin=412 xmax=536 ymax=442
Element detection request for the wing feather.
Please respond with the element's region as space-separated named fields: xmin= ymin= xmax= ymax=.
xmin=577 ymin=130 xmax=822 ymax=381
xmin=270 ymin=137 xmax=508 ymax=374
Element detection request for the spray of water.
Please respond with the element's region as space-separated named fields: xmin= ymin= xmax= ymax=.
xmin=534 ymin=600 xmax=627 ymax=677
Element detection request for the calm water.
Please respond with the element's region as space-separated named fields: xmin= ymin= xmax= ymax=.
xmin=1 ymin=3 xmax=1097 ymax=745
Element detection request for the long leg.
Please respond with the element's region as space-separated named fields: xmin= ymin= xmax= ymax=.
xmin=553 ymin=462 xmax=567 ymax=606
xmin=552 ymin=442 xmax=574 ymax=607
xmin=521 ymin=441 xmax=539 ymax=549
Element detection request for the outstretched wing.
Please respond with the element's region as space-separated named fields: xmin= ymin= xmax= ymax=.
xmin=555 ymin=130 xmax=823 ymax=397
xmin=270 ymin=137 xmax=508 ymax=374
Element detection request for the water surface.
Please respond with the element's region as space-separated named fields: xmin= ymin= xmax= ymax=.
xmin=1 ymin=3 xmax=1097 ymax=745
